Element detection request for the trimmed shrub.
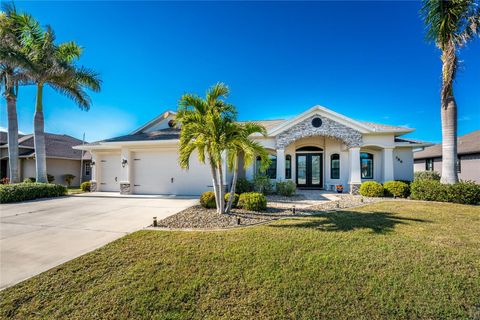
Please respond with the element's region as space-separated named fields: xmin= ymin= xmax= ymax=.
xmin=446 ymin=181 xmax=480 ymax=205
xmin=383 ymin=180 xmax=410 ymax=198
xmin=359 ymin=181 xmax=384 ymax=197
xmin=24 ymin=177 xmax=36 ymax=183
xmin=236 ymin=178 xmax=253 ymax=194
xmin=0 ymin=183 xmax=67 ymax=203
xmin=410 ymin=179 xmax=446 ymax=202
xmin=200 ymin=191 xmax=217 ymax=209
xmin=238 ymin=192 xmax=267 ymax=211
xmin=47 ymin=174 xmax=55 ymax=183
xmin=225 ymin=192 xmax=239 ymax=208
xmin=253 ymin=175 xmax=273 ymax=194
xmin=80 ymin=181 xmax=91 ymax=192
xmin=64 ymin=174 xmax=76 ymax=187
xmin=414 ymin=171 xmax=441 ymax=181
xmin=412 ymin=180 xmax=480 ymax=205
xmin=276 ymin=181 xmax=296 ymax=197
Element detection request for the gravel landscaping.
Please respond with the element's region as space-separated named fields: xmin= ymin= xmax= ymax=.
xmin=156 ymin=194 xmax=388 ymax=229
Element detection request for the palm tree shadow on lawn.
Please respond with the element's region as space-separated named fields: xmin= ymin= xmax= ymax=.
xmin=270 ymin=211 xmax=432 ymax=234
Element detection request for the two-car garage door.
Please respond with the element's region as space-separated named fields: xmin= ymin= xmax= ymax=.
xmin=131 ymin=150 xmax=212 ymax=195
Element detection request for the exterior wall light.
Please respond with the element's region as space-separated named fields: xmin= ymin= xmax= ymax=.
xmin=122 ymin=158 xmax=128 ymax=167
xmin=91 ymin=161 xmax=96 ymax=166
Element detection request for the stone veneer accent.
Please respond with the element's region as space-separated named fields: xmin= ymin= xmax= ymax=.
xmin=90 ymin=181 xmax=97 ymax=192
xmin=120 ymin=182 xmax=131 ymax=195
xmin=276 ymin=114 xmax=363 ymax=149
xmin=349 ymin=183 xmax=361 ymax=195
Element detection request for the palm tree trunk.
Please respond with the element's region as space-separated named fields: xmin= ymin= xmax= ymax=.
xmin=225 ymin=155 xmax=239 ymax=213
xmin=208 ymin=157 xmax=221 ymax=211
xmin=217 ymin=161 xmax=225 ymax=214
xmin=440 ymin=42 xmax=459 ymax=184
xmin=440 ymin=97 xmax=458 ymax=184
xmin=33 ymin=84 xmax=48 ymax=183
xmin=5 ymin=79 xmax=20 ymax=183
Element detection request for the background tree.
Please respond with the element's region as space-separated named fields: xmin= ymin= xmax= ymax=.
xmin=224 ymin=122 xmax=269 ymax=213
xmin=0 ymin=5 xmax=35 ymax=183
xmin=21 ymin=23 xmax=101 ymax=182
xmin=421 ymin=0 xmax=480 ymax=184
xmin=176 ymin=83 xmax=239 ymax=214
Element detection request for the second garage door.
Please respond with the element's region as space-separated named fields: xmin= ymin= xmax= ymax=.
xmin=131 ymin=150 xmax=212 ymax=195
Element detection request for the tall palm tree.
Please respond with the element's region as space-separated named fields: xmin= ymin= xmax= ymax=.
xmin=176 ymin=83 xmax=238 ymax=214
xmin=0 ymin=5 xmax=35 ymax=183
xmin=224 ymin=121 xmax=269 ymax=213
xmin=21 ymin=23 xmax=101 ymax=182
xmin=421 ymin=0 xmax=480 ymax=184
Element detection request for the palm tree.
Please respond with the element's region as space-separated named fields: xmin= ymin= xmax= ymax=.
xmin=224 ymin=121 xmax=269 ymax=213
xmin=21 ymin=23 xmax=101 ymax=182
xmin=176 ymin=83 xmax=238 ymax=214
xmin=421 ymin=0 xmax=480 ymax=184
xmin=0 ymin=5 xmax=35 ymax=183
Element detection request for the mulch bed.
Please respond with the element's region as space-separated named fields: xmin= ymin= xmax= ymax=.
xmin=155 ymin=194 xmax=387 ymax=230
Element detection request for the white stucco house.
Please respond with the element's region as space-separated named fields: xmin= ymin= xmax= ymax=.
xmin=75 ymin=106 xmax=430 ymax=195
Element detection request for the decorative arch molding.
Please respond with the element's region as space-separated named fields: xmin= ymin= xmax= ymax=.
xmin=276 ymin=114 xmax=363 ymax=148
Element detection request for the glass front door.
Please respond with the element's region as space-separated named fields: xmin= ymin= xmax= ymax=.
xmin=296 ymin=153 xmax=323 ymax=189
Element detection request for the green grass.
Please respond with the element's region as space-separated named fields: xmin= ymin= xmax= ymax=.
xmin=67 ymin=187 xmax=83 ymax=195
xmin=1 ymin=201 xmax=479 ymax=319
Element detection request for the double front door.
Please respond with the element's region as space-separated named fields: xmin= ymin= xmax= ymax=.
xmin=296 ymin=153 xmax=323 ymax=189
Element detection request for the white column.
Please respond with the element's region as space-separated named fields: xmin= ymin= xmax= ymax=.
xmin=246 ymin=162 xmax=254 ymax=180
xmin=91 ymin=152 xmax=97 ymax=182
xmin=120 ymin=147 xmax=131 ymax=183
xmin=276 ymin=149 xmax=285 ymax=181
xmin=383 ymin=147 xmax=394 ymax=182
xmin=348 ymin=147 xmax=362 ymax=185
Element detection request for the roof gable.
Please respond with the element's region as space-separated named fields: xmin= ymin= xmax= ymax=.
xmin=268 ymin=105 xmax=373 ymax=136
xmin=131 ymin=110 xmax=177 ymax=134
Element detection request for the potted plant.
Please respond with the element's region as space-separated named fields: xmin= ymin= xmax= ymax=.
xmin=336 ymin=185 xmax=344 ymax=193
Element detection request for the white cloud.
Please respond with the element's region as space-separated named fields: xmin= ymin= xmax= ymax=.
xmin=0 ymin=126 xmax=26 ymax=134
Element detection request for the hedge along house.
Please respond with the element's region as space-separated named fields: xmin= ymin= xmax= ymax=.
xmin=74 ymin=106 xmax=431 ymax=195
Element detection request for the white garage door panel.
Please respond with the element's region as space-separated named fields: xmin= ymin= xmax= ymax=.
xmin=99 ymin=154 xmax=121 ymax=192
xmin=132 ymin=150 xmax=212 ymax=195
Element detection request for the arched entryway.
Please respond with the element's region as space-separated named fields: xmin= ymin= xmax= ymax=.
xmin=295 ymin=146 xmax=324 ymax=189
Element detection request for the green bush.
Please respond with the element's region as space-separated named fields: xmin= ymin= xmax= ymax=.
xmin=383 ymin=180 xmax=410 ymax=198
xmin=200 ymin=191 xmax=217 ymax=209
xmin=276 ymin=181 xmax=296 ymax=197
xmin=253 ymin=174 xmax=273 ymax=194
xmin=0 ymin=183 xmax=67 ymax=203
xmin=410 ymin=180 xmax=480 ymax=205
xmin=225 ymin=192 xmax=239 ymax=208
xmin=238 ymin=192 xmax=267 ymax=211
xmin=64 ymin=174 xmax=76 ymax=187
xmin=47 ymin=174 xmax=55 ymax=183
xmin=359 ymin=181 xmax=384 ymax=197
xmin=236 ymin=178 xmax=253 ymax=194
xmin=24 ymin=177 xmax=36 ymax=183
xmin=446 ymin=181 xmax=480 ymax=205
xmin=80 ymin=181 xmax=91 ymax=192
xmin=414 ymin=171 xmax=441 ymax=181
xmin=24 ymin=175 xmax=55 ymax=183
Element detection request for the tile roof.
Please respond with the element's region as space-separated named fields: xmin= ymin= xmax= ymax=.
xmin=1 ymin=132 xmax=91 ymax=160
xmin=85 ymin=128 xmax=181 ymax=145
xmin=361 ymin=121 xmax=412 ymax=132
xmin=237 ymin=119 xmax=287 ymax=131
xmin=414 ymin=130 xmax=480 ymax=159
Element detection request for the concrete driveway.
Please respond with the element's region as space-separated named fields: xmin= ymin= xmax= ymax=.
xmin=0 ymin=195 xmax=197 ymax=289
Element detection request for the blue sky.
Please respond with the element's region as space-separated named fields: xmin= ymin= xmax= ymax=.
xmin=1 ymin=1 xmax=479 ymax=143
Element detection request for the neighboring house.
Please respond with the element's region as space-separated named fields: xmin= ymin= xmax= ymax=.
xmin=0 ymin=132 xmax=92 ymax=186
xmin=75 ymin=106 xmax=430 ymax=195
xmin=414 ymin=130 xmax=480 ymax=183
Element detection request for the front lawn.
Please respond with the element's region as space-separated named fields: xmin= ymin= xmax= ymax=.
xmin=1 ymin=201 xmax=479 ymax=319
